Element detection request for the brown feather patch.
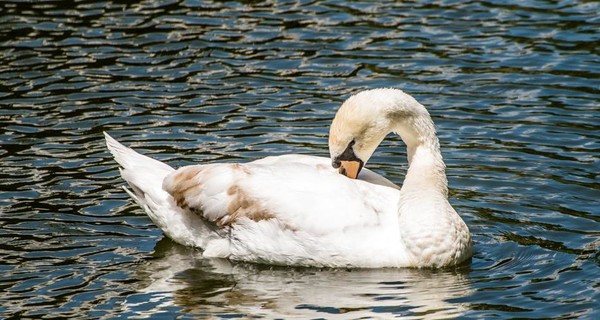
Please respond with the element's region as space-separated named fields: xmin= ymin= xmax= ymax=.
xmin=220 ymin=183 xmax=275 ymax=226
xmin=167 ymin=164 xmax=277 ymax=227
xmin=169 ymin=167 xmax=203 ymax=209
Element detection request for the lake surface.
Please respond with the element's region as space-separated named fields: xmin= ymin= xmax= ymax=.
xmin=1 ymin=0 xmax=599 ymax=318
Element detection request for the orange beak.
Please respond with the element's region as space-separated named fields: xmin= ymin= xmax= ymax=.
xmin=338 ymin=160 xmax=362 ymax=179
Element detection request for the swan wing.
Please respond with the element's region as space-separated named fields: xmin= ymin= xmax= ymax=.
xmin=162 ymin=155 xmax=403 ymax=266
xmin=163 ymin=155 xmax=398 ymax=234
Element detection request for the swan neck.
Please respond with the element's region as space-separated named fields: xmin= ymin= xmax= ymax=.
xmin=403 ymin=144 xmax=447 ymax=193
xmin=393 ymin=115 xmax=448 ymax=196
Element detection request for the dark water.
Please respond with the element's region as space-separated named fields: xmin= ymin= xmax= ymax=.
xmin=1 ymin=0 xmax=599 ymax=318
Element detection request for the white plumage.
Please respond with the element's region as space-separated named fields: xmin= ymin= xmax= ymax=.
xmin=105 ymin=88 xmax=472 ymax=268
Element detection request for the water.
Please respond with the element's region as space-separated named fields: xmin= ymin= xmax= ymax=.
xmin=1 ymin=0 xmax=598 ymax=318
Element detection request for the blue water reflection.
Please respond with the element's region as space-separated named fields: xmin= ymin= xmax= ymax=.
xmin=1 ymin=0 xmax=598 ymax=318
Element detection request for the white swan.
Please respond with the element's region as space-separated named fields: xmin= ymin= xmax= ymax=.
xmin=105 ymin=88 xmax=472 ymax=268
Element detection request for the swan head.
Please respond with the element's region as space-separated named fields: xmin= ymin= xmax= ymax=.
xmin=329 ymin=88 xmax=403 ymax=179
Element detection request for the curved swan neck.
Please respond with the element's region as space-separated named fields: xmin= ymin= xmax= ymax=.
xmin=389 ymin=104 xmax=448 ymax=196
xmin=402 ymin=144 xmax=448 ymax=196
xmin=329 ymin=88 xmax=448 ymax=196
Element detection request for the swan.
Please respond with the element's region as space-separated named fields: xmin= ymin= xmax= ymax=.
xmin=105 ymin=88 xmax=472 ymax=268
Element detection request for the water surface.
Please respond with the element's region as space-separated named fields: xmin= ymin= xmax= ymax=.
xmin=1 ymin=0 xmax=599 ymax=318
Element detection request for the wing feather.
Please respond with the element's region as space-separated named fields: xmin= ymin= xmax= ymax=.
xmin=162 ymin=155 xmax=400 ymax=235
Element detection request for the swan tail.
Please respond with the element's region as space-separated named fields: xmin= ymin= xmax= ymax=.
xmin=104 ymin=132 xmax=176 ymax=221
xmin=104 ymin=132 xmax=174 ymax=175
xmin=104 ymin=132 xmax=219 ymax=249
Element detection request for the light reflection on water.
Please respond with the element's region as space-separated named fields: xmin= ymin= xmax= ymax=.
xmin=129 ymin=239 xmax=472 ymax=319
xmin=1 ymin=0 xmax=599 ymax=318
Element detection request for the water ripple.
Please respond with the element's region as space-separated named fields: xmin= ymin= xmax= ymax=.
xmin=1 ymin=0 xmax=599 ymax=318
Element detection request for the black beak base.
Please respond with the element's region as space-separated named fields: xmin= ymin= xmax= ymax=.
xmin=332 ymin=140 xmax=364 ymax=178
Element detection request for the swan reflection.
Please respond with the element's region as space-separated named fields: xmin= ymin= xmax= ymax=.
xmin=125 ymin=239 xmax=473 ymax=319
